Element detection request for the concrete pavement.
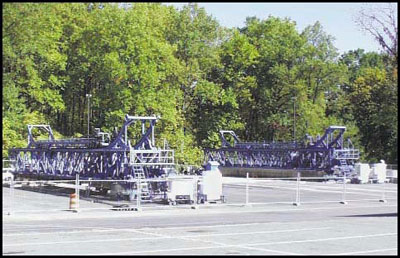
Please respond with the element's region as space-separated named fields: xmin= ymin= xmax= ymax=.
xmin=2 ymin=177 xmax=398 ymax=255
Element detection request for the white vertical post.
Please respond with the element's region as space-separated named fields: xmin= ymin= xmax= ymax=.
xmin=136 ymin=177 xmax=142 ymax=211
xmin=9 ymin=177 xmax=14 ymax=216
xmin=293 ymin=97 xmax=296 ymax=141
xmin=379 ymin=180 xmax=387 ymax=203
xmin=340 ymin=173 xmax=348 ymax=204
xmin=87 ymin=178 xmax=91 ymax=198
xmin=192 ymin=176 xmax=199 ymax=209
xmin=100 ymin=155 xmax=103 ymax=173
xmin=151 ymin=122 xmax=155 ymax=146
xmin=246 ymin=172 xmax=249 ymax=205
xmin=293 ymin=171 xmax=301 ymax=206
xmin=86 ymin=94 xmax=92 ymax=138
xmin=75 ymin=173 xmax=80 ymax=211
xmin=125 ymin=126 xmax=127 ymax=146
xmin=195 ymin=176 xmax=198 ymax=204
xmin=87 ymin=98 xmax=90 ymax=138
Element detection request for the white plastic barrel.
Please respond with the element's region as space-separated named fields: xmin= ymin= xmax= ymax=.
xmin=372 ymin=161 xmax=387 ymax=183
xmin=200 ymin=161 xmax=222 ymax=201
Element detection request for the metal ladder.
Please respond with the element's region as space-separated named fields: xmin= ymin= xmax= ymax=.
xmin=132 ymin=165 xmax=150 ymax=200
xmin=339 ymin=159 xmax=350 ymax=176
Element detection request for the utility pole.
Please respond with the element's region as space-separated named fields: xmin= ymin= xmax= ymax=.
xmin=292 ymin=97 xmax=296 ymax=142
xmin=86 ymin=94 xmax=92 ymax=138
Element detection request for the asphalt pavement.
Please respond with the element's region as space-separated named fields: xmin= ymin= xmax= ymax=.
xmin=2 ymin=177 xmax=398 ymax=255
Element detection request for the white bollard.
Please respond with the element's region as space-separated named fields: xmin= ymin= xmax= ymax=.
xmin=293 ymin=171 xmax=301 ymax=206
xmin=245 ymin=172 xmax=249 ymax=206
xmin=74 ymin=173 xmax=80 ymax=212
xmin=136 ymin=177 xmax=142 ymax=211
xmin=379 ymin=180 xmax=387 ymax=203
xmin=192 ymin=176 xmax=199 ymax=209
xmin=340 ymin=174 xmax=348 ymax=204
xmin=9 ymin=177 xmax=14 ymax=216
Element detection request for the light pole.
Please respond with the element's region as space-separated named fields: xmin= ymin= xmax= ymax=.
xmin=292 ymin=97 xmax=296 ymax=142
xmin=86 ymin=94 xmax=92 ymax=138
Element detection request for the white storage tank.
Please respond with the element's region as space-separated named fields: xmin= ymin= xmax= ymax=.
xmin=199 ymin=161 xmax=223 ymax=202
xmin=371 ymin=160 xmax=387 ymax=183
xmin=355 ymin=163 xmax=371 ymax=183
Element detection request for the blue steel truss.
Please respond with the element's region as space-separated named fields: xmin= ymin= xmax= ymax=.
xmin=9 ymin=115 xmax=174 ymax=179
xmin=204 ymin=126 xmax=360 ymax=175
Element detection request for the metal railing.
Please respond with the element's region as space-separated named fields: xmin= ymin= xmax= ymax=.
xmin=333 ymin=149 xmax=360 ymax=159
xmin=3 ymin=173 xmax=396 ymax=216
xmin=223 ymin=175 xmax=396 ymax=207
xmin=129 ymin=149 xmax=175 ymax=165
xmin=386 ymin=164 xmax=398 ymax=170
xmin=2 ymin=175 xmax=203 ymax=215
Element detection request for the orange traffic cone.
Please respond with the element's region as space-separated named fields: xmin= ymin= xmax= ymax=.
xmin=69 ymin=193 xmax=78 ymax=212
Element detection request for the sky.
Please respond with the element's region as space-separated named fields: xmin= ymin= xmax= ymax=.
xmin=163 ymin=2 xmax=396 ymax=55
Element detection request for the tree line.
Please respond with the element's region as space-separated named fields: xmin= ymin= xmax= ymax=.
xmin=2 ymin=3 xmax=398 ymax=165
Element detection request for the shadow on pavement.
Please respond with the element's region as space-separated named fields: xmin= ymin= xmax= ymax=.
xmin=338 ymin=212 xmax=397 ymax=218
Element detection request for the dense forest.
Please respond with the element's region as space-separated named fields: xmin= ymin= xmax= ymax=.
xmin=2 ymin=3 xmax=398 ymax=165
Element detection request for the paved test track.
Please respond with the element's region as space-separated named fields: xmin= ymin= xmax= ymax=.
xmin=3 ymin=203 xmax=397 ymax=255
xmin=2 ymin=179 xmax=398 ymax=255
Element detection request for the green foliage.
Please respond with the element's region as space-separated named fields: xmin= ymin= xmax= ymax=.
xmin=348 ymin=67 xmax=397 ymax=162
xmin=2 ymin=3 xmax=397 ymax=165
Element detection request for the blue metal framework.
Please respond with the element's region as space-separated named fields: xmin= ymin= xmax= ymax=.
xmin=204 ymin=126 xmax=360 ymax=175
xmin=9 ymin=115 xmax=174 ymax=179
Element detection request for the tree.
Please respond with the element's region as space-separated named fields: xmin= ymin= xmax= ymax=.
xmin=349 ymin=67 xmax=397 ymax=163
xmin=352 ymin=3 xmax=398 ymax=163
xmin=212 ymin=29 xmax=258 ymax=142
xmin=166 ymin=3 xmax=229 ymax=151
xmin=3 ymin=3 xmax=67 ymax=157
xmin=355 ymin=3 xmax=398 ymax=64
xmin=2 ymin=3 xmax=395 ymax=165
xmin=235 ymin=16 xmax=309 ymax=142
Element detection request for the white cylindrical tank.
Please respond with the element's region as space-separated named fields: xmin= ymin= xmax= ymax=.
xmin=200 ymin=161 xmax=222 ymax=201
xmin=355 ymin=163 xmax=371 ymax=183
xmin=371 ymin=160 xmax=387 ymax=183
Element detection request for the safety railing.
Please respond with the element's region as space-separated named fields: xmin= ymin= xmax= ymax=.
xmin=129 ymin=149 xmax=175 ymax=165
xmin=2 ymin=175 xmax=202 ymax=215
xmin=333 ymin=149 xmax=360 ymax=159
xmin=2 ymin=159 xmax=15 ymax=170
xmin=2 ymin=173 xmax=396 ymax=216
xmin=385 ymin=164 xmax=397 ymax=170
xmin=221 ymin=173 xmax=396 ymax=208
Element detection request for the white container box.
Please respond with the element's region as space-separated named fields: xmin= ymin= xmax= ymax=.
xmin=167 ymin=177 xmax=195 ymax=202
